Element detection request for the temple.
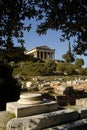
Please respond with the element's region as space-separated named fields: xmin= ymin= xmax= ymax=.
xmin=25 ymin=46 xmax=55 ymax=60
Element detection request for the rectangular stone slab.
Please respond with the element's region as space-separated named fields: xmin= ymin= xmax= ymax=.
xmin=77 ymin=107 xmax=87 ymax=119
xmin=6 ymin=100 xmax=58 ymax=117
xmin=44 ymin=118 xmax=87 ymax=130
xmin=76 ymin=98 xmax=87 ymax=107
xmin=69 ymin=106 xmax=87 ymax=119
xmin=6 ymin=109 xmax=79 ymax=130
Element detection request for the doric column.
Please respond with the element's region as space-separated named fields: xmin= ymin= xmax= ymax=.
xmin=50 ymin=52 xmax=52 ymax=59
xmin=39 ymin=51 xmax=41 ymax=59
xmin=43 ymin=51 xmax=45 ymax=60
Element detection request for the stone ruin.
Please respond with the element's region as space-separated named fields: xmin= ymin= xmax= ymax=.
xmin=6 ymin=93 xmax=87 ymax=130
xmin=6 ymin=77 xmax=87 ymax=129
xmin=19 ymin=77 xmax=87 ymax=107
xmin=49 ymin=79 xmax=87 ymax=106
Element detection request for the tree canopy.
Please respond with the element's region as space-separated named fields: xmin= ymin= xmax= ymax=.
xmin=0 ymin=0 xmax=87 ymax=55
xmin=75 ymin=58 xmax=84 ymax=67
xmin=0 ymin=0 xmax=37 ymax=48
xmin=34 ymin=0 xmax=87 ymax=55
xmin=62 ymin=42 xmax=75 ymax=63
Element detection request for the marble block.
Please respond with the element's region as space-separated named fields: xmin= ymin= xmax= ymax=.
xmin=6 ymin=93 xmax=58 ymax=117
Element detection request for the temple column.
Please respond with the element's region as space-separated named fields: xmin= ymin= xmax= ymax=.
xmin=36 ymin=51 xmax=38 ymax=58
xmin=52 ymin=52 xmax=55 ymax=59
xmin=39 ymin=51 xmax=41 ymax=59
xmin=43 ymin=51 xmax=45 ymax=60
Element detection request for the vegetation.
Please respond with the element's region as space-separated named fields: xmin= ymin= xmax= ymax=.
xmin=62 ymin=42 xmax=75 ymax=63
xmin=0 ymin=0 xmax=87 ymax=110
xmin=0 ymin=0 xmax=37 ymax=48
xmin=0 ymin=0 xmax=87 ymax=55
xmin=75 ymin=58 xmax=84 ymax=68
xmin=13 ymin=58 xmax=87 ymax=78
xmin=55 ymin=58 xmax=86 ymax=76
xmin=0 ymin=112 xmax=15 ymax=130
xmin=13 ymin=59 xmax=56 ymax=76
xmin=33 ymin=0 xmax=87 ymax=55
xmin=0 ymin=63 xmax=21 ymax=110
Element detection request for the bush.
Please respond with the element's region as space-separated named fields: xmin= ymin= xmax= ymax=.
xmin=75 ymin=58 xmax=84 ymax=68
xmin=44 ymin=59 xmax=56 ymax=75
xmin=56 ymin=63 xmax=77 ymax=75
xmin=65 ymin=65 xmax=76 ymax=75
xmin=0 ymin=63 xmax=21 ymax=110
xmin=76 ymin=68 xmax=87 ymax=75
xmin=13 ymin=60 xmax=56 ymax=76
xmin=56 ymin=63 xmax=66 ymax=72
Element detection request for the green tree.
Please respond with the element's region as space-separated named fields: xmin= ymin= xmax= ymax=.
xmin=62 ymin=42 xmax=75 ymax=63
xmin=0 ymin=0 xmax=35 ymax=109
xmin=45 ymin=59 xmax=56 ymax=75
xmin=65 ymin=64 xmax=76 ymax=75
xmin=1 ymin=1 xmax=87 ymax=56
xmin=75 ymin=58 xmax=84 ymax=68
xmin=62 ymin=53 xmax=75 ymax=63
xmin=33 ymin=0 xmax=87 ymax=55
xmin=0 ymin=0 xmax=37 ymax=48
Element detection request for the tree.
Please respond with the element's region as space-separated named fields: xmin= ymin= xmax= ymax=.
xmin=0 ymin=0 xmax=37 ymax=48
xmin=40 ymin=59 xmax=57 ymax=75
xmin=75 ymin=58 xmax=84 ymax=67
xmin=62 ymin=42 xmax=75 ymax=63
xmin=45 ymin=59 xmax=56 ymax=74
xmin=1 ymin=1 xmax=87 ymax=56
xmin=33 ymin=0 xmax=87 ymax=55
xmin=0 ymin=0 xmax=36 ymax=109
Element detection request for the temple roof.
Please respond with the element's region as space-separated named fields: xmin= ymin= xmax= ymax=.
xmin=25 ymin=45 xmax=55 ymax=54
xmin=36 ymin=45 xmax=54 ymax=50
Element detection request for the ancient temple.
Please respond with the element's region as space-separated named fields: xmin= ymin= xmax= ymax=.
xmin=25 ymin=45 xmax=55 ymax=60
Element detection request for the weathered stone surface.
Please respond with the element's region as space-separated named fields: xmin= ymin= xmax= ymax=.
xmin=17 ymin=93 xmax=43 ymax=105
xmin=76 ymin=98 xmax=87 ymax=107
xmin=78 ymin=107 xmax=87 ymax=119
xmin=71 ymin=106 xmax=87 ymax=119
xmin=6 ymin=100 xmax=58 ymax=117
xmin=26 ymin=81 xmax=32 ymax=88
xmin=54 ymin=86 xmax=74 ymax=95
xmin=6 ymin=109 xmax=79 ymax=130
xmin=44 ymin=118 xmax=87 ymax=130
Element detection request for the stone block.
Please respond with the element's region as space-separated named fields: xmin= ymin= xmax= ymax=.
xmin=76 ymin=98 xmax=87 ymax=107
xmin=44 ymin=118 xmax=87 ymax=130
xmin=6 ymin=100 xmax=58 ymax=117
xmin=6 ymin=109 xmax=79 ymax=130
xmin=78 ymin=107 xmax=87 ymax=119
xmin=67 ymin=106 xmax=87 ymax=119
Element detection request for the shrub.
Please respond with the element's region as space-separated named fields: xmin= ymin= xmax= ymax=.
xmin=56 ymin=63 xmax=66 ymax=72
xmin=76 ymin=68 xmax=87 ymax=75
xmin=65 ymin=65 xmax=76 ymax=75
xmin=75 ymin=58 xmax=84 ymax=68
xmin=0 ymin=63 xmax=21 ymax=110
xmin=44 ymin=59 xmax=56 ymax=75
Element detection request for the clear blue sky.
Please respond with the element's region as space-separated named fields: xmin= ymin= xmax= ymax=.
xmin=15 ymin=19 xmax=87 ymax=68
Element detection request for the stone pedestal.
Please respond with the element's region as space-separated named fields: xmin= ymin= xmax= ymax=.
xmin=17 ymin=93 xmax=43 ymax=105
xmin=6 ymin=93 xmax=58 ymax=117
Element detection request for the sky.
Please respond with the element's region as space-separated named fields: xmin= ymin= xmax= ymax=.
xmin=15 ymin=19 xmax=87 ymax=68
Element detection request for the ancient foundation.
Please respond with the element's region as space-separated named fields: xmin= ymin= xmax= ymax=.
xmin=6 ymin=93 xmax=87 ymax=130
